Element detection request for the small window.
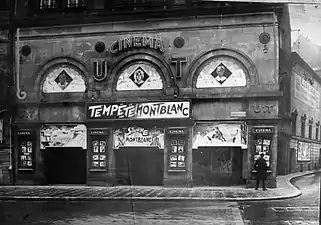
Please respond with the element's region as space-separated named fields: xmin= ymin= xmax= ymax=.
xmin=308 ymin=118 xmax=313 ymax=139
xmin=316 ymin=121 xmax=320 ymax=141
xmin=291 ymin=109 xmax=298 ymax=136
xmin=291 ymin=118 xmax=297 ymax=136
xmin=67 ymin=0 xmax=84 ymax=8
xmin=40 ymin=0 xmax=58 ymax=9
xmin=174 ymin=0 xmax=186 ymax=5
xmin=301 ymin=114 xmax=306 ymax=138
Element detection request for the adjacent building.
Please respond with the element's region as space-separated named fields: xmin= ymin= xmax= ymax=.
xmin=0 ymin=0 xmax=15 ymax=185
xmin=286 ymin=52 xmax=321 ymax=173
xmin=12 ymin=0 xmax=290 ymax=188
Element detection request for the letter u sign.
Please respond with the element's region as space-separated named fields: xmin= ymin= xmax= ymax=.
xmin=93 ymin=60 xmax=108 ymax=81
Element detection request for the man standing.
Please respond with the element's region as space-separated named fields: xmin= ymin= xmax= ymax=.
xmin=254 ymin=153 xmax=268 ymax=191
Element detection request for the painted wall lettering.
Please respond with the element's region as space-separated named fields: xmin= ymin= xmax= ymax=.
xmin=93 ymin=59 xmax=108 ymax=81
xmin=170 ymin=56 xmax=187 ymax=79
xmin=252 ymin=104 xmax=275 ymax=113
xmin=87 ymin=101 xmax=190 ymax=120
xmin=109 ymin=36 xmax=165 ymax=54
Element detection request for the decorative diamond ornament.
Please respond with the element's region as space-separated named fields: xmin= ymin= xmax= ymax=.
xmin=129 ymin=67 xmax=149 ymax=87
xmin=55 ymin=70 xmax=73 ymax=90
xmin=211 ymin=63 xmax=232 ymax=84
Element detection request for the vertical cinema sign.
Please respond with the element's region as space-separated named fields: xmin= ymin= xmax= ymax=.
xmin=109 ymin=35 xmax=165 ymax=54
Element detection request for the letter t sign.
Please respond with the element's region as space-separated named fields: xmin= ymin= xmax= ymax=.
xmin=170 ymin=56 xmax=187 ymax=80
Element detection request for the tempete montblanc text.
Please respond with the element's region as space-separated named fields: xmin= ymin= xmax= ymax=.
xmin=88 ymin=102 xmax=189 ymax=119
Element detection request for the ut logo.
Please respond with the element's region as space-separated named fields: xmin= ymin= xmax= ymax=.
xmin=93 ymin=59 xmax=108 ymax=81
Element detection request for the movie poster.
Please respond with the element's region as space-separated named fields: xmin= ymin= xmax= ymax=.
xmin=193 ymin=123 xmax=248 ymax=149
xmin=113 ymin=126 xmax=164 ymax=149
xmin=40 ymin=124 xmax=87 ymax=149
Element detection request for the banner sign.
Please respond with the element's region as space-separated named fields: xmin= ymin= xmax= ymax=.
xmin=87 ymin=101 xmax=190 ymax=120
xmin=193 ymin=123 xmax=248 ymax=149
xmin=113 ymin=126 xmax=164 ymax=149
xmin=294 ymin=74 xmax=320 ymax=107
xmin=40 ymin=124 xmax=87 ymax=149
xmin=297 ymin=141 xmax=311 ymax=162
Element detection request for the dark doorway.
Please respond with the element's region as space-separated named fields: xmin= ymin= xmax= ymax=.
xmin=114 ymin=147 xmax=164 ymax=186
xmin=192 ymin=147 xmax=243 ymax=186
xmin=44 ymin=147 xmax=87 ymax=184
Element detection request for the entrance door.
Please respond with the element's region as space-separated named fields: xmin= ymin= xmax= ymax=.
xmin=115 ymin=147 xmax=164 ymax=186
xmin=44 ymin=147 xmax=87 ymax=184
xmin=192 ymin=147 xmax=243 ymax=186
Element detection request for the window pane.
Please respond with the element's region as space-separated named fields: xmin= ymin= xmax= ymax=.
xmin=67 ymin=0 xmax=84 ymax=7
xmin=40 ymin=0 xmax=57 ymax=9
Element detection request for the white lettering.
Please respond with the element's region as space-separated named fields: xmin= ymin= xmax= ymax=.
xmin=111 ymin=104 xmax=118 ymax=115
xmin=88 ymin=102 xmax=190 ymax=119
xmin=94 ymin=107 xmax=102 ymax=118
xmin=89 ymin=105 xmax=102 ymax=118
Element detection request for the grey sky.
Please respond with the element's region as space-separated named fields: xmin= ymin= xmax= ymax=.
xmin=289 ymin=4 xmax=321 ymax=45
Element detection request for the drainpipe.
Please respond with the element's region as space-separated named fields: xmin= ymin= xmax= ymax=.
xmin=15 ymin=28 xmax=27 ymax=100
xmin=8 ymin=116 xmax=13 ymax=184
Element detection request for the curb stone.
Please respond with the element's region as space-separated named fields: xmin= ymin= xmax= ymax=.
xmin=0 ymin=170 xmax=320 ymax=202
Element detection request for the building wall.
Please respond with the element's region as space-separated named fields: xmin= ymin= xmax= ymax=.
xmin=0 ymin=0 xmax=15 ymax=184
xmin=290 ymin=52 xmax=321 ymax=173
xmin=13 ymin=11 xmax=282 ymax=187
xmin=277 ymin=4 xmax=292 ymax=176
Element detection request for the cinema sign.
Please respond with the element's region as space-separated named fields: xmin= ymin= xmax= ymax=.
xmin=87 ymin=101 xmax=190 ymax=120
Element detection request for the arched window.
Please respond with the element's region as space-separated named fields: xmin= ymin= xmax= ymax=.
xmin=316 ymin=121 xmax=320 ymax=140
xmin=116 ymin=62 xmax=163 ymax=91
xmin=308 ymin=118 xmax=313 ymax=139
xmin=42 ymin=65 xmax=86 ymax=93
xmin=301 ymin=114 xmax=307 ymax=138
xmin=291 ymin=109 xmax=298 ymax=136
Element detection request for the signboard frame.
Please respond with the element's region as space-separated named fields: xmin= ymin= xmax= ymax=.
xmin=167 ymin=127 xmax=189 ymax=173
xmin=17 ymin=130 xmax=35 ymax=171
xmin=297 ymin=141 xmax=311 ymax=162
xmin=89 ymin=129 xmax=109 ymax=172
xmin=87 ymin=100 xmax=191 ymax=121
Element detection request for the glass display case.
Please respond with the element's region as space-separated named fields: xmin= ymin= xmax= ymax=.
xmin=252 ymin=127 xmax=274 ymax=171
xmin=167 ymin=128 xmax=188 ymax=173
xmin=89 ymin=129 xmax=108 ymax=171
xmin=17 ymin=131 xmax=35 ymax=171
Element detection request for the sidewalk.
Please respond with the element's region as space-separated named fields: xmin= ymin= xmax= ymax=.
xmin=0 ymin=170 xmax=319 ymax=201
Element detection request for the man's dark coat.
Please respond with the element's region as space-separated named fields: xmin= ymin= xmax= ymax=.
xmin=254 ymin=157 xmax=268 ymax=180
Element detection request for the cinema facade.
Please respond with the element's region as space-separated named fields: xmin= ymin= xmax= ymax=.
xmin=13 ymin=11 xmax=286 ymax=188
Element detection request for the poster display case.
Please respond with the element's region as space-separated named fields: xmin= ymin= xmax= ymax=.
xmin=252 ymin=127 xmax=274 ymax=171
xmin=17 ymin=130 xmax=35 ymax=171
xmin=167 ymin=128 xmax=188 ymax=173
xmin=89 ymin=129 xmax=108 ymax=171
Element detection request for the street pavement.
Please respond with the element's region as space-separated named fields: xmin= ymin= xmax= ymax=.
xmin=0 ymin=170 xmax=320 ymax=224
xmin=239 ymin=172 xmax=321 ymax=225
xmin=0 ymin=170 xmax=318 ymax=201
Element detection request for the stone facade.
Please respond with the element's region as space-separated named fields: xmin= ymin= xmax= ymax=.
xmin=287 ymin=52 xmax=321 ymax=174
xmin=0 ymin=1 xmax=14 ymax=185
xmin=12 ymin=1 xmax=290 ymax=188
